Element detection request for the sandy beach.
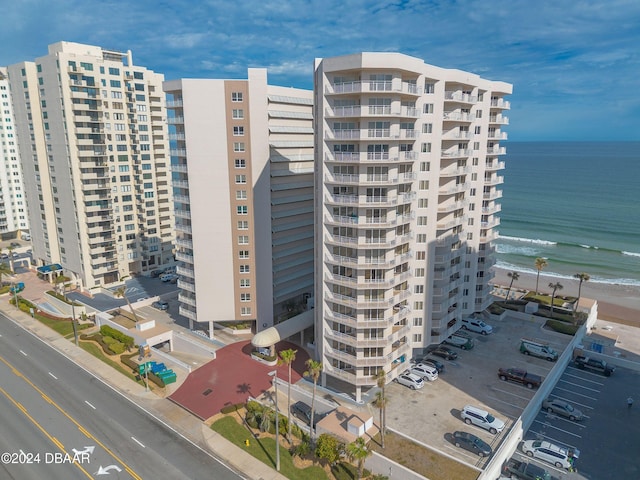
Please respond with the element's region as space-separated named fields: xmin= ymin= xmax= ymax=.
xmin=492 ymin=267 xmax=640 ymax=327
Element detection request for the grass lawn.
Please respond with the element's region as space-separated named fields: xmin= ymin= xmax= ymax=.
xmin=370 ymin=431 xmax=479 ymax=480
xmin=211 ymin=416 xmax=327 ymax=480
xmin=78 ymin=341 xmax=147 ymax=387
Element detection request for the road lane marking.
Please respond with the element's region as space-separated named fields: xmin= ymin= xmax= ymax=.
xmin=0 ymin=386 xmax=93 ymax=479
xmin=0 ymin=353 xmax=143 ymax=480
xmin=558 ymin=378 xmax=601 ymax=393
xmin=553 ymin=386 xmax=598 ymax=401
xmin=562 ymin=372 xmax=604 ymax=386
xmin=19 ymin=350 xmax=27 ymax=356
xmin=491 ymin=387 xmax=532 ymax=401
xmin=131 ymin=436 xmax=146 ymax=448
xmin=48 ymin=372 xmax=58 ymax=380
xmin=85 ymin=400 xmax=96 ymax=410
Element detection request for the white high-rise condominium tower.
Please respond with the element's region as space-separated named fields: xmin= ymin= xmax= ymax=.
xmin=163 ymin=69 xmax=314 ymax=337
xmin=7 ymin=42 xmax=174 ymax=289
xmin=314 ymin=53 xmax=511 ymax=400
xmin=0 ymin=68 xmax=29 ymax=239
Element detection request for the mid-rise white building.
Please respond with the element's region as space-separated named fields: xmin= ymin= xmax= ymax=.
xmin=163 ymin=70 xmax=314 ymax=337
xmin=0 ymin=68 xmax=29 ymax=239
xmin=7 ymin=42 xmax=174 ymax=289
xmin=314 ymin=53 xmax=512 ymax=400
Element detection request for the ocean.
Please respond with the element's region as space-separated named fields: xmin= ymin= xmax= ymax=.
xmin=495 ymin=142 xmax=640 ymax=288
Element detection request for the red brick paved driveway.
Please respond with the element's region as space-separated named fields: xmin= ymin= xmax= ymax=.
xmin=168 ymin=340 xmax=310 ymax=419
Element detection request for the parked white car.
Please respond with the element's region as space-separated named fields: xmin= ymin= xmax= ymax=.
xmin=394 ymin=372 xmax=425 ymax=390
xmin=409 ymin=363 xmax=438 ymax=382
xmin=462 ymin=316 xmax=493 ymax=335
xmin=521 ymin=440 xmax=580 ymax=470
xmin=460 ymin=405 xmax=505 ymax=434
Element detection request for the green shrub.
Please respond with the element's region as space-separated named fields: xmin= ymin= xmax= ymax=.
xmin=315 ymin=433 xmax=343 ymax=465
xmin=99 ymin=325 xmax=134 ymax=348
xmin=252 ymin=350 xmax=277 ymax=362
xmin=291 ymin=440 xmax=311 ymax=458
xmin=246 ymin=400 xmax=264 ymax=415
xmin=545 ymin=320 xmax=579 ymax=336
xmin=102 ymin=335 xmax=117 ymax=344
xmin=109 ymin=342 xmax=126 ymax=355
xmin=120 ymin=353 xmax=138 ymax=371
xmin=220 ymin=402 xmax=245 ymax=415
xmin=331 ymin=462 xmax=371 ymax=480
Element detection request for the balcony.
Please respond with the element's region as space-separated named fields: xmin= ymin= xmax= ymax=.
xmin=442 ymin=129 xmax=472 ymax=141
xmin=437 ymin=199 xmax=468 ymax=213
xmin=325 ymin=129 xmax=361 ymax=140
xmin=176 ymin=251 xmax=194 ymax=263
xmin=485 ymin=160 xmax=505 ymax=171
xmin=444 ymin=91 xmax=477 ymax=104
xmin=177 ymin=279 xmax=195 ymax=293
xmin=324 ymin=193 xmax=359 ymax=205
xmin=439 ymin=165 xmax=471 ymax=177
xmin=178 ymin=293 xmax=197 ymax=307
xmin=175 ymin=223 xmax=193 ymax=234
xmin=324 ymin=253 xmax=359 ymax=267
xmin=166 ymin=99 xmax=183 ymax=108
xmin=481 ymin=204 xmax=501 ymax=215
xmin=179 ymin=305 xmax=198 ymax=321
xmin=489 ymin=114 xmax=509 ymax=125
xmin=324 ymin=233 xmax=358 ymax=246
xmin=443 ymin=111 xmax=475 ymax=122
xmin=438 ymin=182 xmax=469 ymax=195
xmin=487 ymin=146 xmax=507 ymax=155
xmin=167 ymin=117 xmax=185 ymax=124
xmin=484 ymin=175 xmax=504 ymax=186
xmin=488 ymin=131 xmax=508 ymax=140
xmin=324 ymin=272 xmax=357 ymax=286
xmin=441 ymin=148 xmax=471 ymax=159
xmin=177 ymin=265 xmax=195 ymax=278
xmin=482 ymin=189 xmax=503 ymax=201
xmin=169 ymin=133 xmax=185 ymax=141
xmin=170 ymin=148 xmax=187 ymax=157
xmin=490 ymin=99 xmax=511 ymax=110
xmin=324 ymin=214 xmax=359 ymax=226
xmin=323 ymin=291 xmax=357 ymax=307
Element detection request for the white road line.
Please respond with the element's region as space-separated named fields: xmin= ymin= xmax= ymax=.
xmin=487 ymin=395 xmax=524 ymax=411
xmin=85 ymin=400 xmax=96 ymax=410
xmin=562 ymin=372 xmax=604 ymax=386
xmin=19 ymin=350 xmax=27 ymax=356
xmin=131 ymin=436 xmax=146 ymax=448
xmin=526 ymin=430 xmax=580 ymax=451
xmin=48 ymin=372 xmax=58 ymax=380
xmin=491 ymin=387 xmax=532 ymax=401
xmin=532 ymin=419 xmax=582 ymax=438
xmin=539 ymin=411 xmax=588 ymax=427
xmin=566 ymin=365 xmax=609 ymax=379
xmin=554 ymin=386 xmax=598 ymax=401
xmin=513 ymin=450 xmax=568 ymax=475
xmin=549 ymin=394 xmax=595 ymax=410
xmin=558 ymin=378 xmax=601 ymax=393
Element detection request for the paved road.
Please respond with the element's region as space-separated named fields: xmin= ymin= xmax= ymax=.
xmin=0 ymin=314 xmax=241 ymax=480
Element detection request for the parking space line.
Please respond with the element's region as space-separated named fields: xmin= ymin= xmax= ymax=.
xmin=527 ymin=429 xmax=581 ymax=451
xmin=562 ymin=372 xmax=604 ymax=386
xmin=557 ymin=378 xmax=601 ymax=393
xmin=534 ymin=415 xmax=586 ymax=435
xmin=566 ymin=365 xmax=610 ymax=379
xmin=441 ymin=443 xmax=481 ymax=463
xmin=532 ymin=419 xmax=582 ymax=438
xmin=554 ymin=386 xmax=598 ymax=401
xmin=487 ymin=395 xmax=523 ymax=411
xmin=550 ymin=394 xmax=595 ymax=410
xmin=491 ymin=387 xmax=532 ymax=401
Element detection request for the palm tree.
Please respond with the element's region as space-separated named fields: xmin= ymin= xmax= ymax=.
xmin=548 ymin=282 xmax=563 ymax=318
xmin=278 ymin=348 xmax=297 ymax=444
xmin=304 ymin=359 xmax=322 ymax=443
xmin=346 ymin=437 xmax=371 ymax=480
xmin=372 ymin=368 xmax=387 ymax=448
xmin=505 ymin=271 xmax=520 ymax=303
xmin=534 ymin=258 xmax=548 ymax=295
xmin=0 ymin=262 xmax=12 ymax=286
xmin=114 ymin=286 xmax=140 ymax=323
xmin=573 ymin=273 xmax=590 ymax=311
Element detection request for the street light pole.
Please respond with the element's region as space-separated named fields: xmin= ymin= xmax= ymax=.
xmin=268 ymin=370 xmax=280 ymax=472
xmin=66 ymin=292 xmax=79 ymax=347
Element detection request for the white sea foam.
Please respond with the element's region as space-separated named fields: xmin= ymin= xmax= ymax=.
xmin=497 ymin=235 xmax=557 ymax=246
xmin=580 ymin=244 xmax=599 ymax=250
xmin=622 ymin=251 xmax=640 ymax=258
xmin=495 ymin=244 xmax=539 ymax=256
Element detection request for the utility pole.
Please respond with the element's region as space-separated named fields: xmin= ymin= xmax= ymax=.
xmin=268 ymin=370 xmax=280 ymax=472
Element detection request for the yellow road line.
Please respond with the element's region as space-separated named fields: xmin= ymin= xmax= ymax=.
xmin=0 ymin=386 xmax=93 ymax=479
xmin=0 ymin=353 xmax=143 ymax=480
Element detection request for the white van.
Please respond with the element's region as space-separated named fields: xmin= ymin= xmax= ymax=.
xmin=520 ymin=339 xmax=558 ymax=361
xmin=461 ymin=316 xmax=493 ymax=335
xmin=460 ymin=405 xmax=505 ymax=434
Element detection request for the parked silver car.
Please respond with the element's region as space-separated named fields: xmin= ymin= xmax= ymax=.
xmin=541 ymin=398 xmax=584 ymax=421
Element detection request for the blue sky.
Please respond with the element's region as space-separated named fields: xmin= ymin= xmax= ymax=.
xmin=1 ymin=0 xmax=639 ymax=141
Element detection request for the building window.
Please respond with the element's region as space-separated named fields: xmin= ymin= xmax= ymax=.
xmin=237 ymin=205 xmax=248 ymax=215
xmin=232 ymin=109 xmax=244 ymax=119
xmin=236 ymin=190 xmax=247 ymax=200
xmin=416 ymin=251 xmax=425 ymax=260
xmin=424 ymin=83 xmax=435 ymax=94
xmin=419 ymin=180 xmax=429 ymax=190
xmin=235 ymin=175 xmax=247 ymax=184
xmin=417 ymin=234 xmax=427 ymax=243
xmin=414 ymin=301 xmax=423 ymax=310
xmin=233 ymin=126 xmax=244 ymax=136
xmin=421 ymin=143 xmax=431 ymax=153
xmin=422 ymin=123 xmax=433 ymax=134
xmin=232 ymin=92 xmax=243 ymax=102
xmin=240 ymin=265 xmax=250 ymax=273
xmin=412 ymin=334 xmax=423 ymax=343
xmin=418 ymin=198 xmax=428 ymax=208
xmin=239 ymin=250 xmax=249 ymax=259
xmin=240 ymin=293 xmax=251 ymax=302
xmin=234 ymin=159 xmax=246 ymax=168
xmin=241 ymin=307 xmax=252 ymax=316
xmin=237 ymin=220 xmax=249 ymax=229
xmin=420 ymin=161 xmax=430 ymax=172
xmin=233 ymin=142 xmax=245 ymax=152
xmin=414 ymin=285 xmax=424 ymax=294
xmin=423 ymin=104 xmax=433 ymax=114
xmin=240 ymin=279 xmax=250 ymax=287
xmin=414 ymin=268 xmax=425 ymax=277
xmin=238 ymin=235 xmax=249 ymax=245
xmin=413 ymin=317 xmax=423 ymax=326
xmin=417 ymin=216 xmax=428 ymax=226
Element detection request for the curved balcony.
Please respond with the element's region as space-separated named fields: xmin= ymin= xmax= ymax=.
xmin=324 ymin=253 xmax=359 ymax=267
xmin=485 ymin=160 xmax=505 ymax=171
xmin=489 ymin=114 xmax=509 ymax=125
xmin=444 ymin=91 xmax=477 ymax=104
xmin=443 ymin=111 xmax=475 ymax=123
xmin=490 ymin=99 xmax=511 ymax=110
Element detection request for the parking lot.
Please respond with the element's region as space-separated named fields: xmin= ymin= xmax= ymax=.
xmin=385 ymin=313 xmax=573 ymax=469
xmin=514 ymin=362 xmax=640 ymax=480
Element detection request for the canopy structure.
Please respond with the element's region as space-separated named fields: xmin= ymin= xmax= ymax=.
xmin=251 ymin=309 xmax=314 ymax=348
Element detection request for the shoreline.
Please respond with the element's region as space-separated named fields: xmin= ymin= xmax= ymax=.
xmin=491 ymin=267 xmax=640 ymax=327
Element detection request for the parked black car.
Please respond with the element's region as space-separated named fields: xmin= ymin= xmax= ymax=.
xmin=291 ymin=401 xmax=322 ymax=427
xmin=453 ymin=431 xmax=492 ymax=457
xmin=428 ymin=346 xmax=458 ymax=360
xmin=421 ymin=356 xmax=445 ymax=373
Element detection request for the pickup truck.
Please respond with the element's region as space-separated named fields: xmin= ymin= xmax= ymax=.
xmin=574 ymin=355 xmax=615 ymax=376
xmin=498 ymin=367 xmax=542 ymax=389
xmin=502 ymin=458 xmax=559 ymax=480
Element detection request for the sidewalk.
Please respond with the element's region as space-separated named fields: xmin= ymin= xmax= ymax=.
xmin=0 ymin=300 xmax=288 ymax=480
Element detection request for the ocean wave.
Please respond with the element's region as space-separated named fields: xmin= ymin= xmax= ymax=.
xmin=494 ymin=261 xmax=640 ymax=288
xmin=495 ymin=244 xmax=540 ymax=256
xmin=622 ymin=251 xmax=640 ymax=258
xmin=497 ymin=235 xmax=557 ymax=246
xmin=579 ymin=244 xmax=599 ymax=250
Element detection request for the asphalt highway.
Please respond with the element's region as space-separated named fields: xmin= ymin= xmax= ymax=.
xmin=0 ymin=313 xmax=241 ymax=480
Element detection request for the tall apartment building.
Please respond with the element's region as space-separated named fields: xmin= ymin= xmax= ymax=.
xmin=7 ymin=42 xmax=174 ymax=289
xmin=314 ymin=53 xmax=511 ymax=400
xmin=163 ymin=69 xmax=314 ymax=337
xmin=0 ymin=68 xmax=29 ymax=239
